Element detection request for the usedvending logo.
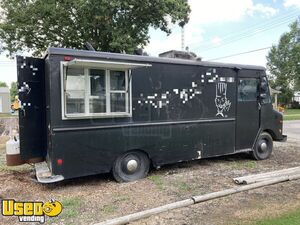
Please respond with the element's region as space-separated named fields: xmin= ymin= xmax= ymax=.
xmin=1 ymin=199 xmax=62 ymax=223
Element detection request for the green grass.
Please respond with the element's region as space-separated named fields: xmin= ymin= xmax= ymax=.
xmin=283 ymin=109 xmax=300 ymax=121
xmin=285 ymin=109 xmax=300 ymax=115
xmin=252 ymin=207 xmax=300 ymax=225
xmin=148 ymin=174 xmax=164 ymax=190
xmin=114 ymin=194 xmax=130 ymax=202
xmin=101 ymin=204 xmax=117 ymax=214
xmin=230 ymin=161 xmax=257 ymax=170
xmin=49 ymin=197 xmax=83 ymax=224
xmin=174 ymin=181 xmax=192 ymax=192
xmin=60 ymin=197 xmax=82 ymax=219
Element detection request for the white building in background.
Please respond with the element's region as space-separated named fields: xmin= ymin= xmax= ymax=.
xmin=293 ymin=91 xmax=300 ymax=103
xmin=0 ymin=87 xmax=10 ymax=113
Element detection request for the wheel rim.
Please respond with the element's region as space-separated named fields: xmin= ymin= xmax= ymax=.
xmin=126 ymin=159 xmax=138 ymax=172
xmin=256 ymin=136 xmax=272 ymax=159
xmin=121 ymin=154 xmax=141 ymax=175
xmin=258 ymin=139 xmax=268 ymax=153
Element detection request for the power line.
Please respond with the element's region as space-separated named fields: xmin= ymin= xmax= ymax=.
xmin=198 ymin=17 xmax=296 ymax=53
xmin=194 ymin=10 xmax=299 ymax=49
xmin=193 ymin=11 xmax=299 ymax=53
xmin=206 ymin=46 xmax=272 ymax=61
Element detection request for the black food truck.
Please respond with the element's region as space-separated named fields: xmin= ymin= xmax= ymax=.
xmin=6 ymin=48 xmax=287 ymax=183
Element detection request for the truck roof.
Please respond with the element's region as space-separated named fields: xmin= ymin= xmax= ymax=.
xmin=45 ymin=47 xmax=266 ymax=71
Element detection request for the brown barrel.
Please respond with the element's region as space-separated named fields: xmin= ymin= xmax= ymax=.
xmin=6 ymin=154 xmax=25 ymax=166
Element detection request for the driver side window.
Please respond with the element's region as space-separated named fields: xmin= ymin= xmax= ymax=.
xmin=238 ymin=78 xmax=259 ymax=102
xmin=260 ymin=77 xmax=272 ymax=104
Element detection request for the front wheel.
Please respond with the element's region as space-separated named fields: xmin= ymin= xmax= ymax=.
xmin=251 ymin=132 xmax=273 ymax=160
xmin=112 ymin=151 xmax=150 ymax=182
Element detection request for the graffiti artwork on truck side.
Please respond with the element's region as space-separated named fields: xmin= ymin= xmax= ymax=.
xmin=215 ymin=82 xmax=231 ymax=117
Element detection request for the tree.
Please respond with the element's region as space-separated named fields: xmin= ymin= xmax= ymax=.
xmin=10 ymin=81 xmax=18 ymax=101
xmin=267 ymin=18 xmax=300 ymax=105
xmin=0 ymin=81 xmax=8 ymax=87
xmin=0 ymin=0 xmax=190 ymax=56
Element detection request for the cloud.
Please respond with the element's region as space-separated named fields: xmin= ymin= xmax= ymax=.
xmin=189 ymin=0 xmax=278 ymax=25
xmin=145 ymin=0 xmax=278 ymax=56
xmin=284 ymin=0 xmax=300 ymax=8
xmin=144 ymin=26 xmax=204 ymax=56
xmin=211 ymin=36 xmax=222 ymax=46
xmin=247 ymin=3 xmax=278 ymax=18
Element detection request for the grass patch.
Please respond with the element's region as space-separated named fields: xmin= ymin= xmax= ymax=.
xmin=284 ymin=115 xmax=300 ymax=120
xmin=148 ymin=174 xmax=164 ymax=190
xmin=60 ymin=197 xmax=82 ymax=219
xmin=283 ymin=109 xmax=300 ymax=121
xmin=230 ymin=161 xmax=257 ymax=170
xmin=114 ymin=194 xmax=130 ymax=202
xmin=173 ymin=181 xmax=192 ymax=192
xmin=101 ymin=204 xmax=117 ymax=214
xmin=284 ymin=109 xmax=300 ymax=115
xmin=49 ymin=197 xmax=83 ymax=224
xmin=253 ymin=207 xmax=300 ymax=225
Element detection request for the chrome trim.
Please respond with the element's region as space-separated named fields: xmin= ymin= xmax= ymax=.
xmin=52 ymin=118 xmax=235 ymax=132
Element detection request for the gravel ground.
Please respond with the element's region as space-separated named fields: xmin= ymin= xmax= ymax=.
xmin=0 ymin=121 xmax=299 ymax=225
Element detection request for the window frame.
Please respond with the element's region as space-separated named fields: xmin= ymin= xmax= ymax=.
xmin=60 ymin=62 xmax=132 ymax=119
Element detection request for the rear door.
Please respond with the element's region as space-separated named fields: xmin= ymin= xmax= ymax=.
xmin=17 ymin=56 xmax=46 ymax=160
xmin=236 ymin=76 xmax=260 ymax=150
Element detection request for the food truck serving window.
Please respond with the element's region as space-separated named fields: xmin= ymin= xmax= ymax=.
xmin=61 ymin=59 xmax=151 ymax=119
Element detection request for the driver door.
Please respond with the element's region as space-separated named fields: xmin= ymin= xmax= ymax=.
xmin=236 ymin=77 xmax=260 ymax=150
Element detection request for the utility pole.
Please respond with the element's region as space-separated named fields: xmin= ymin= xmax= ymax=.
xmin=181 ymin=26 xmax=185 ymax=51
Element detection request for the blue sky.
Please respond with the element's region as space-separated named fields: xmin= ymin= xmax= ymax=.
xmin=1 ymin=0 xmax=300 ymax=86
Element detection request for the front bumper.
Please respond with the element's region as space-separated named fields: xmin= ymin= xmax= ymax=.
xmin=277 ymin=134 xmax=287 ymax=142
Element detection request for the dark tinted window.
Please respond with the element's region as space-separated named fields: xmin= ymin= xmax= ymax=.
xmin=110 ymin=71 xmax=125 ymax=90
xmin=261 ymin=77 xmax=272 ymax=104
xmin=89 ymin=69 xmax=106 ymax=113
xmin=238 ymin=78 xmax=258 ymax=101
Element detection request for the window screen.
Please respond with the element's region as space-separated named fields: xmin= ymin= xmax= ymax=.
xmin=89 ymin=69 xmax=106 ymax=113
xmin=110 ymin=71 xmax=125 ymax=90
xmin=110 ymin=70 xmax=126 ymax=113
xmin=238 ymin=78 xmax=258 ymax=101
xmin=65 ymin=67 xmax=85 ymax=114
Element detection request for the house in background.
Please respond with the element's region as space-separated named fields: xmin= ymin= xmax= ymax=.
xmin=293 ymin=91 xmax=300 ymax=103
xmin=270 ymin=87 xmax=281 ymax=109
xmin=0 ymin=87 xmax=10 ymax=113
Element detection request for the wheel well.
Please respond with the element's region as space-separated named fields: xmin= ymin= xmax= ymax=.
xmin=263 ymin=129 xmax=275 ymax=140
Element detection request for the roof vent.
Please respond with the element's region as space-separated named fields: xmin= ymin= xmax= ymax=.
xmin=159 ymin=50 xmax=201 ymax=61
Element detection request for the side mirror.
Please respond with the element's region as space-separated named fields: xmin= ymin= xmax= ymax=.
xmin=260 ymin=93 xmax=267 ymax=99
xmin=260 ymin=82 xmax=268 ymax=92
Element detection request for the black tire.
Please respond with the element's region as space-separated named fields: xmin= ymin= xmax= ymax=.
xmin=251 ymin=132 xmax=273 ymax=160
xmin=112 ymin=151 xmax=150 ymax=182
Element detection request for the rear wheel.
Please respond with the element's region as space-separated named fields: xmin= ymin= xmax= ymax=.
xmin=252 ymin=132 xmax=273 ymax=160
xmin=112 ymin=151 xmax=150 ymax=182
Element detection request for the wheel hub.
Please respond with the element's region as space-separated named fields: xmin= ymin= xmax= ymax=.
xmin=126 ymin=159 xmax=138 ymax=172
xmin=260 ymin=141 xmax=267 ymax=151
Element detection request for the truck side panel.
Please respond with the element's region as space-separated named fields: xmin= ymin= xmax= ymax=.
xmin=47 ymin=55 xmax=237 ymax=179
